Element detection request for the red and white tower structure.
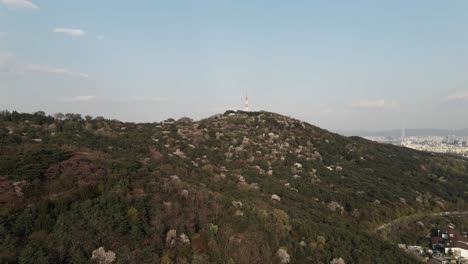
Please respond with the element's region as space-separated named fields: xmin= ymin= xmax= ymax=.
xmin=244 ymin=96 xmax=249 ymax=112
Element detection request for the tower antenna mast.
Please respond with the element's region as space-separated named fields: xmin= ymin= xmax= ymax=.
xmin=244 ymin=91 xmax=249 ymax=112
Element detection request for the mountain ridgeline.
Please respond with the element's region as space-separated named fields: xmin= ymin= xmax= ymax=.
xmin=0 ymin=110 xmax=467 ymax=264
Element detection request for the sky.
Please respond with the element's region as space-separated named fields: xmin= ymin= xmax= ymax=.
xmin=0 ymin=0 xmax=467 ymax=131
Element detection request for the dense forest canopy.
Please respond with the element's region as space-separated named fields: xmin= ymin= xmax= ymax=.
xmin=0 ymin=110 xmax=467 ymax=264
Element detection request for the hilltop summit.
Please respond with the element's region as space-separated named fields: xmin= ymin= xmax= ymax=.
xmin=0 ymin=110 xmax=467 ymax=263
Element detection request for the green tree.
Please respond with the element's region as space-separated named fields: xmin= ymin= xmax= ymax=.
xmin=18 ymin=246 xmax=48 ymax=264
xmin=13 ymin=209 xmax=36 ymax=236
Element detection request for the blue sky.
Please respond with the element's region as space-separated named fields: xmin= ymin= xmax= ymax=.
xmin=1 ymin=0 xmax=467 ymax=131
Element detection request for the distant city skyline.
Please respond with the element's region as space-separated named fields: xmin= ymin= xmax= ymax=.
xmin=1 ymin=1 xmax=468 ymax=131
xmin=339 ymin=128 xmax=468 ymax=137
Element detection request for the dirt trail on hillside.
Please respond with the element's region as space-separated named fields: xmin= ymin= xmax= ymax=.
xmin=374 ymin=210 xmax=468 ymax=232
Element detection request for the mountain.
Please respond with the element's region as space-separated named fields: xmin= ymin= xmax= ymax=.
xmin=1 ymin=110 xmax=467 ymax=264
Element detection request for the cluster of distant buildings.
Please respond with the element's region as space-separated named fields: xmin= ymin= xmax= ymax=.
xmin=429 ymin=226 xmax=468 ymax=260
xmin=399 ymin=226 xmax=468 ymax=263
xmin=364 ymin=135 xmax=468 ymax=158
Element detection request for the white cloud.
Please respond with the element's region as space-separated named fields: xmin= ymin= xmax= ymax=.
xmin=1 ymin=0 xmax=39 ymax=9
xmin=444 ymin=92 xmax=468 ymax=102
xmin=54 ymin=28 xmax=85 ymax=38
xmin=25 ymin=63 xmax=89 ymax=78
xmin=97 ymin=35 xmax=104 ymax=40
xmin=353 ymin=99 xmax=398 ymax=109
xmin=0 ymin=53 xmax=89 ymax=78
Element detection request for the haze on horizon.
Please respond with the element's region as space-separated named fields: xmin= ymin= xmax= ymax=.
xmin=1 ymin=1 xmax=467 ymax=131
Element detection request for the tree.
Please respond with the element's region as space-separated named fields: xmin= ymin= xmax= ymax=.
xmin=65 ymin=113 xmax=74 ymax=120
xmin=208 ymin=223 xmax=218 ymax=236
xmin=35 ymin=111 xmax=46 ymax=116
xmin=65 ymin=113 xmax=83 ymax=122
xmin=54 ymin=113 xmax=64 ymax=120
xmin=13 ymin=209 xmax=36 ymax=236
xmin=18 ymin=246 xmax=48 ymax=264
xmin=0 ymin=110 xmax=11 ymax=116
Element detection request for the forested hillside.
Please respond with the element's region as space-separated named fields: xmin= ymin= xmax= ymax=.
xmin=1 ymin=110 xmax=467 ymax=264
